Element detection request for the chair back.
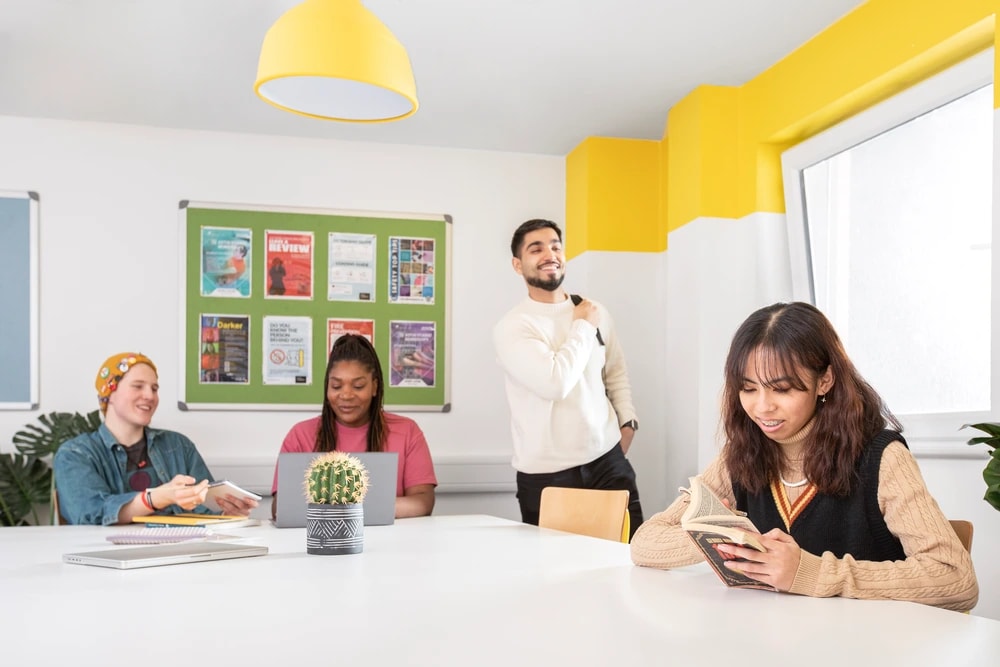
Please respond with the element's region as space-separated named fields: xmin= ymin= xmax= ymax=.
xmin=949 ymin=519 xmax=973 ymax=552
xmin=538 ymin=487 xmax=630 ymax=543
xmin=52 ymin=488 xmax=68 ymax=526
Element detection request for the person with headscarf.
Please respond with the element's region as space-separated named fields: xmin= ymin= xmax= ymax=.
xmin=53 ymin=352 xmax=258 ymax=525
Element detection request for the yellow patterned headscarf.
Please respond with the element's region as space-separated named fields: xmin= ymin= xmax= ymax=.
xmin=95 ymin=352 xmax=157 ymax=413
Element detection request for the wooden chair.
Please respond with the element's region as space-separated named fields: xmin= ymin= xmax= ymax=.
xmin=538 ymin=487 xmax=630 ymax=543
xmin=949 ymin=519 xmax=973 ymax=552
xmin=51 ymin=488 xmax=68 ymax=526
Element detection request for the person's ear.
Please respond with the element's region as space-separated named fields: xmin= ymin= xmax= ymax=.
xmin=818 ymin=365 xmax=835 ymax=395
xmin=512 ymin=256 xmax=523 ymax=276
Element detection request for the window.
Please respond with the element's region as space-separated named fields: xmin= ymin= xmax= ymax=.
xmin=782 ymin=49 xmax=995 ymax=449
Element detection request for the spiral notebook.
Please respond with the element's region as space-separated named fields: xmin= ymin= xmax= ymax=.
xmin=106 ymin=527 xmax=239 ymax=545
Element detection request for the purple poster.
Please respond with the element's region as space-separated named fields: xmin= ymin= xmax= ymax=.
xmin=388 ymin=320 xmax=436 ymax=387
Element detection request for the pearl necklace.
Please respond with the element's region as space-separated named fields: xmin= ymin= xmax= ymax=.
xmin=780 ymin=475 xmax=809 ymax=488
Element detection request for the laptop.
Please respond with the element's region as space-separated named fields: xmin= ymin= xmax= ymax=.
xmin=63 ymin=541 xmax=268 ymax=570
xmin=275 ymin=451 xmax=398 ymax=528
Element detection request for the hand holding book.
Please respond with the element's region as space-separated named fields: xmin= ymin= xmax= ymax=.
xmin=205 ymin=480 xmax=261 ymax=514
xmin=680 ymin=476 xmax=774 ymax=590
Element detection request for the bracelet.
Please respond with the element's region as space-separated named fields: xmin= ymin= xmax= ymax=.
xmin=139 ymin=490 xmax=152 ymax=511
xmin=144 ymin=490 xmax=158 ymax=512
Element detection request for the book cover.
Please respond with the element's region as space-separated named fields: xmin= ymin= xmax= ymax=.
xmin=681 ymin=476 xmax=774 ymax=590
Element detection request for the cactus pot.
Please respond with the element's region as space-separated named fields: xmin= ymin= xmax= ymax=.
xmin=305 ymin=503 xmax=364 ymax=555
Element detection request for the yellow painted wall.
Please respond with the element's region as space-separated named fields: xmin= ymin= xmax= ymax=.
xmin=566 ymin=0 xmax=999 ymax=250
xmin=563 ymin=136 xmax=659 ymax=259
xmin=665 ymin=85 xmax=740 ymax=235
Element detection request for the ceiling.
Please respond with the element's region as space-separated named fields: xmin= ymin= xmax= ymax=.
xmin=0 ymin=1 xmax=866 ymax=156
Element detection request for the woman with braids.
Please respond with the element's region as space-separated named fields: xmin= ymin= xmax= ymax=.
xmin=270 ymin=334 xmax=437 ymax=518
xmin=631 ymin=302 xmax=978 ymax=612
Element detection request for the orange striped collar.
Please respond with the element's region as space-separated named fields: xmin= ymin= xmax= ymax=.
xmin=769 ymin=481 xmax=817 ymax=531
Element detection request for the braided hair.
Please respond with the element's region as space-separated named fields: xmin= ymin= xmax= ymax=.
xmin=315 ymin=334 xmax=387 ymax=453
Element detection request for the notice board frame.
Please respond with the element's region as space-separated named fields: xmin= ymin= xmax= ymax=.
xmin=178 ymin=200 xmax=452 ymax=412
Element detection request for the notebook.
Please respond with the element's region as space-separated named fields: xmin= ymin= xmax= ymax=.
xmin=63 ymin=541 xmax=268 ymax=569
xmin=107 ymin=527 xmax=213 ymax=544
xmin=130 ymin=514 xmax=261 ymax=528
xmin=274 ymin=451 xmax=398 ymax=528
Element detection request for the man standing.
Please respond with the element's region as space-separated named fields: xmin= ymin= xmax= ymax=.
xmin=494 ymin=219 xmax=642 ymax=538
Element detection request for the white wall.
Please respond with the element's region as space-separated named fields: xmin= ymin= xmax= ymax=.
xmin=570 ymin=250 xmax=671 ymax=515
xmin=0 ymin=114 xmax=567 ymax=522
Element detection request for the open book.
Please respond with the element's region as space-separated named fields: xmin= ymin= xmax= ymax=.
xmin=681 ymin=476 xmax=773 ymax=590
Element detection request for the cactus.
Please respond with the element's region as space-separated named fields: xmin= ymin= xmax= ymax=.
xmin=304 ymin=452 xmax=370 ymax=505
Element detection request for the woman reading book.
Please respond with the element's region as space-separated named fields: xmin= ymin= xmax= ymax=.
xmin=631 ymin=302 xmax=978 ymax=612
xmin=54 ymin=352 xmax=259 ymax=525
xmin=270 ymin=334 xmax=437 ymax=519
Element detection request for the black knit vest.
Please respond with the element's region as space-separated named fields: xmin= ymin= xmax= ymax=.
xmin=732 ymin=430 xmax=906 ymax=561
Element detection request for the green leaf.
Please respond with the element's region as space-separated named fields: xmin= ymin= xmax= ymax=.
xmin=984 ymin=447 xmax=1000 ymax=488
xmin=984 ymin=483 xmax=1000 ymax=513
xmin=0 ymin=454 xmax=51 ymax=526
xmin=960 ymin=422 xmax=1000 ymax=436
xmin=960 ymin=422 xmax=1000 ymax=448
xmin=12 ymin=410 xmax=102 ymax=459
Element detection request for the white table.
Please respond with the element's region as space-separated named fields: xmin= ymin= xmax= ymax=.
xmin=2 ymin=515 xmax=997 ymax=666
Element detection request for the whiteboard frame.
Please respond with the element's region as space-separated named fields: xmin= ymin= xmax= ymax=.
xmin=0 ymin=189 xmax=40 ymax=410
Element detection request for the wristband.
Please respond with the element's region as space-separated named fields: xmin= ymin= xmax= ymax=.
xmin=144 ymin=490 xmax=158 ymax=511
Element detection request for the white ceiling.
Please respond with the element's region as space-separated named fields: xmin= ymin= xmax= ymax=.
xmin=0 ymin=1 xmax=866 ymax=156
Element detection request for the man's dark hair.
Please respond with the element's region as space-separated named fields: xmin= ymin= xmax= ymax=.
xmin=510 ymin=219 xmax=562 ymax=258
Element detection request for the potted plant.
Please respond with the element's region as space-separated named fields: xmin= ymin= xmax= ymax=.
xmin=304 ymin=451 xmax=369 ymax=555
xmin=960 ymin=422 xmax=1000 ymax=512
xmin=1 ymin=410 xmax=101 ymax=526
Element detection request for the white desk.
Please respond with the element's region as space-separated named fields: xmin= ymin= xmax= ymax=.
xmin=2 ymin=515 xmax=997 ymax=666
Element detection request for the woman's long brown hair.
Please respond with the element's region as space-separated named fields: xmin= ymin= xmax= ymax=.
xmin=315 ymin=334 xmax=387 ymax=453
xmin=721 ymin=302 xmax=900 ymax=496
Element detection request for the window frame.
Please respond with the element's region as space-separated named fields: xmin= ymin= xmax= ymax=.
xmin=780 ymin=48 xmax=996 ymax=457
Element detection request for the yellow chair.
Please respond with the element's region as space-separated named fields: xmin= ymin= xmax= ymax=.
xmin=949 ymin=519 xmax=973 ymax=552
xmin=538 ymin=487 xmax=630 ymax=543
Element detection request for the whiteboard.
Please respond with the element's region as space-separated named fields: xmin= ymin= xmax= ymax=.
xmin=0 ymin=190 xmax=39 ymax=409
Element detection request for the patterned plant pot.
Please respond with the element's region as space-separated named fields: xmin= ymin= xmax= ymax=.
xmin=305 ymin=503 xmax=364 ymax=555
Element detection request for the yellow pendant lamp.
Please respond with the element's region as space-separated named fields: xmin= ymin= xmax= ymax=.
xmin=254 ymin=0 xmax=418 ymax=123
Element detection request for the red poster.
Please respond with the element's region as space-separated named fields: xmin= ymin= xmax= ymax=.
xmin=327 ymin=319 xmax=375 ymax=359
xmin=265 ymin=230 xmax=314 ymax=299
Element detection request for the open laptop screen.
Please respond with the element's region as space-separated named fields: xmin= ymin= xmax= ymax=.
xmin=275 ymin=451 xmax=398 ymax=528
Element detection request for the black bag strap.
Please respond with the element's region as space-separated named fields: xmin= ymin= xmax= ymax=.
xmin=570 ymin=294 xmax=605 ymax=346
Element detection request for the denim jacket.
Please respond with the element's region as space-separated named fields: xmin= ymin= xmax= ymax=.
xmin=53 ymin=423 xmax=216 ymax=525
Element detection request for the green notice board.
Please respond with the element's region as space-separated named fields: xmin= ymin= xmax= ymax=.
xmin=179 ymin=201 xmax=451 ymax=411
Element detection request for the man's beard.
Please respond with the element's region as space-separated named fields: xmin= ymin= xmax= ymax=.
xmin=526 ymin=273 xmax=564 ymax=291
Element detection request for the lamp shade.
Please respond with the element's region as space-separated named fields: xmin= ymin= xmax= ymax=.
xmin=254 ymin=0 xmax=418 ymax=123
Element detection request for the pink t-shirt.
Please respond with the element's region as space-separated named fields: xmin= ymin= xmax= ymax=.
xmin=271 ymin=413 xmax=437 ymax=496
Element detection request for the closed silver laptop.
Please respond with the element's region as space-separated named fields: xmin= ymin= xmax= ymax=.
xmin=63 ymin=541 xmax=268 ymax=569
xmin=275 ymin=451 xmax=398 ymax=528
